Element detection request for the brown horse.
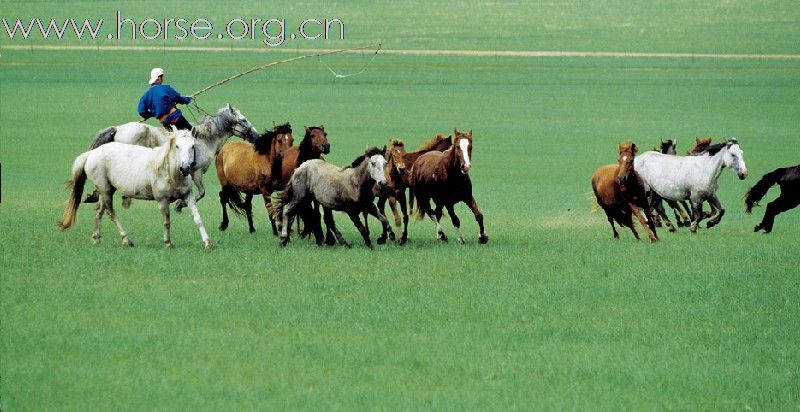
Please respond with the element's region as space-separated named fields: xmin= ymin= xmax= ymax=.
xmin=215 ymin=123 xmax=293 ymax=234
xmin=373 ymin=134 xmax=453 ymax=245
xmin=592 ymin=142 xmax=659 ymax=242
xmin=409 ymin=129 xmax=488 ymax=244
xmin=272 ymin=126 xmax=331 ymax=239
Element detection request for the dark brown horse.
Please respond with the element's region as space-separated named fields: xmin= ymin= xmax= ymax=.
xmin=592 ymin=142 xmax=659 ymax=242
xmin=272 ymin=126 xmax=331 ymax=239
xmin=373 ymin=134 xmax=453 ymax=245
xmin=745 ymin=164 xmax=800 ymax=233
xmin=215 ymin=123 xmax=293 ymax=234
xmin=409 ymin=129 xmax=488 ymax=244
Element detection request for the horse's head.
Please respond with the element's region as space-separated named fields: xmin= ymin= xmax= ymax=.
xmin=386 ymin=138 xmax=407 ymax=176
xmin=272 ymin=122 xmax=294 ymax=154
xmin=660 ymin=139 xmax=677 ymax=155
xmin=172 ymin=127 xmax=196 ymax=176
xmin=221 ymin=103 xmax=259 ymax=142
xmin=616 ymin=141 xmax=637 ymax=184
xmin=722 ymin=138 xmax=748 ymax=180
xmin=453 ymin=128 xmax=473 ymax=174
xmin=364 ymin=146 xmax=387 ymax=188
xmin=304 ymin=125 xmax=330 ymax=155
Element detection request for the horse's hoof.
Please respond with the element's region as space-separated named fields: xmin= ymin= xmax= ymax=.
xmin=668 ymin=226 xmax=677 ymax=233
xmin=84 ymin=193 xmax=99 ymax=203
xmin=219 ymin=222 xmax=228 ymax=231
xmin=204 ymin=240 xmax=214 ymax=250
xmin=388 ymin=231 xmax=396 ymax=241
xmin=278 ymin=237 xmax=289 ymax=247
xmin=478 ymin=234 xmax=489 ymax=244
xmin=123 ymin=239 xmax=134 ymax=247
xmin=376 ymin=236 xmax=387 ymax=245
xmin=753 ymin=224 xmax=762 ymax=233
xmin=437 ymin=233 xmax=448 ymax=242
xmin=92 ymin=237 xmax=101 ymax=245
xmin=248 ymin=228 xmax=256 ymax=234
xmin=165 ymin=242 xmax=174 ymax=249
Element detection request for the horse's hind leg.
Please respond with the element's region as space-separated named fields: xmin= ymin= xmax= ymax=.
xmin=432 ymin=203 xmax=448 ymax=242
xmin=467 ymin=197 xmax=488 ymax=244
xmin=652 ymin=196 xmax=676 ymax=232
xmin=92 ymin=200 xmax=105 ymax=245
xmin=445 ymin=204 xmax=466 ymax=244
xmin=755 ymin=192 xmax=800 ymax=233
xmin=348 ymin=211 xmax=373 ymax=249
xmin=102 ymin=193 xmax=132 ymax=246
xmin=705 ymin=194 xmax=725 ymax=228
xmin=324 ymin=207 xmax=350 ymax=248
xmin=602 ymin=207 xmax=620 ymax=239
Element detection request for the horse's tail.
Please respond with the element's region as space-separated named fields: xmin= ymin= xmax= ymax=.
xmin=58 ymin=152 xmax=89 ymax=230
xmin=410 ymin=188 xmax=428 ymax=221
xmin=221 ymin=185 xmax=247 ymax=216
xmin=744 ymin=167 xmax=784 ymax=213
xmin=89 ymin=126 xmax=117 ymax=150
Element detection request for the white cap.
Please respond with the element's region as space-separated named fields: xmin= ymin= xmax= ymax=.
xmin=148 ymin=67 xmax=164 ymax=85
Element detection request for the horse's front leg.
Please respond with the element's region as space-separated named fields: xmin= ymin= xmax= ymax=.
xmin=159 ymin=200 xmax=173 ymax=248
xmin=466 ymin=196 xmax=489 ymax=244
xmin=651 ymin=194 xmax=676 ymax=232
xmin=366 ymin=201 xmax=395 ymax=246
xmin=184 ymin=195 xmax=213 ymax=250
xmin=192 ymin=169 xmax=205 ymax=202
xmin=398 ymin=191 xmax=409 ymax=245
xmin=630 ymin=202 xmax=659 ymax=242
xmin=705 ymin=194 xmax=725 ymax=228
xmin=348 ymin=211 xmax=373 ymax=249
xmin=688 ymin=197 xmax=704 ymax=233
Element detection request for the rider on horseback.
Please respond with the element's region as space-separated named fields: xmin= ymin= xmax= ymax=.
xmin=138 ymin=68 xmax=193 ymax=131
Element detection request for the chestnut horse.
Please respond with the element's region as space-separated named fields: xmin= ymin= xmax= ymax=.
xmin=215 ymin=123 xmax=293 ymax=234
xmin=410 ymin=129 xmax=488 ymax=244
xmin=592 ymin=142 xmax=659 ymax=242
xmin=373 ymin=134 xmax=452 ymax=245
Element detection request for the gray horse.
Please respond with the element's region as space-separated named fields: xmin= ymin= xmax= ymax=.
xmin=273 ymin=147 xmax=394 ymax=249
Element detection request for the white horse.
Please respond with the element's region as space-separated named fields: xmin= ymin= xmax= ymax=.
xmin=634 ymin=138 xmax=748 ymax=232
xmin=59 ymin=127 xmax=213 ymax=250
xmin=272 ymin=147 xmax=393 ymax=249
xmin=87 ymin=104 xmax=259 ymax=204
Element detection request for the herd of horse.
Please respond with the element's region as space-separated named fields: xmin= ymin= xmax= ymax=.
xmin=58 ymin=105 xmax=489 ymax=249
xmin=56 ymin=104 xmax=797 ymax=248
xmin=592 ymin=137 xmax=799 ymax=242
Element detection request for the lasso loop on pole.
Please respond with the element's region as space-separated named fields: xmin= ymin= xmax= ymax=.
xmin=189 ymin=42 xmax=381 ymax=99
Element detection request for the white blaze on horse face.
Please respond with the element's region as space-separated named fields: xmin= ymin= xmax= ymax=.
xmin=458 ymin=138 xmax=471 ymax=173
xmin=369 ymin=154 xmax=387 ymax=185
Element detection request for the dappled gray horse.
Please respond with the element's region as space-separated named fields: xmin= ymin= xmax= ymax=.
xmin=273 ymin=147 xmax=394 ymax=249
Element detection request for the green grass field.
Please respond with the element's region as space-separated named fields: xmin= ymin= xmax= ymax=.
xmin=2 ymin=1 xmax=799 ymax=410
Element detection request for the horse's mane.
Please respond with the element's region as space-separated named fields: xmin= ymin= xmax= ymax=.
xmin=388 ymin=138 xmax=404 ymax=149
xmin=416 ymin=134 xmax=451 ymax=152
xmin=273 ymin=122 xmax=292 ymax=135
xmin=297 ymin=126 xmax=325 ymax=166
xmin=657 ymin=139 xmax=675 ymax=154
xmin=155 ymin=134 xmax=177 ymax=179
xmin=705 ymin=142 xmax=728 ymax=156
xmin=254 ymin=129 xmax=276 ymax=155
xmin=349 ymin=146 xmax=384 ymax=168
